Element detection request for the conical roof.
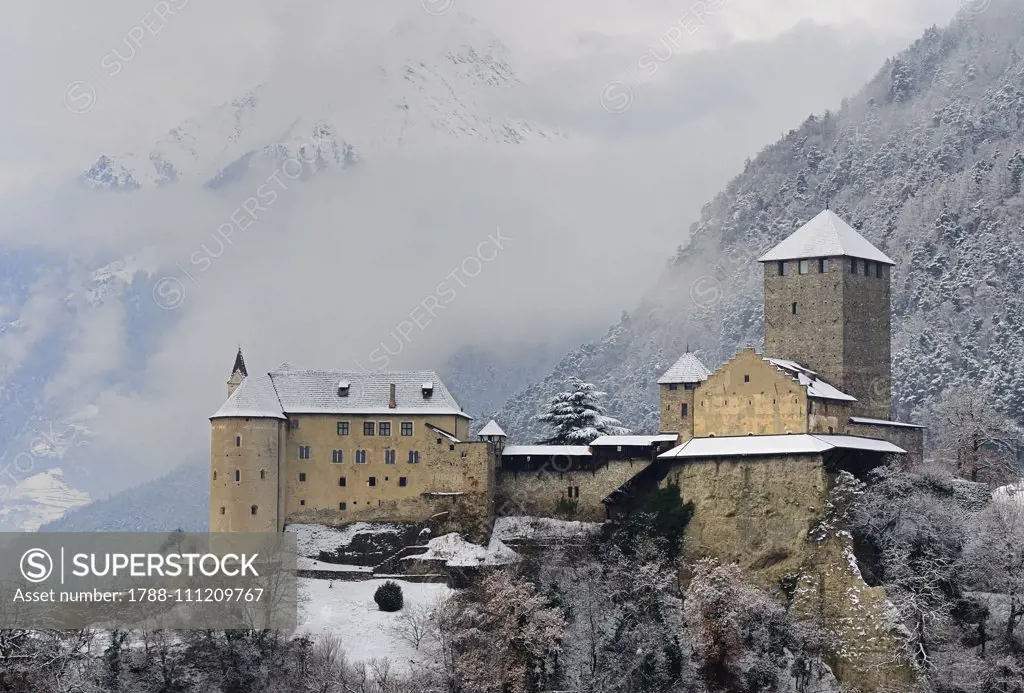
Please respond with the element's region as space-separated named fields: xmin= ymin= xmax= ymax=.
xmin=477 ymin=419 xmax=507 ymax=437
xmin=231 ymin=347 xmax=248 ymax=377
xmin=657 ymin=353 xmax=712 ymax=384
xmin=758 ymin=210 xmax=894 ymax=265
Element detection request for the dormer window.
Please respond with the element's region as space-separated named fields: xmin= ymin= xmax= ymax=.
xmin=337 ymin=380 xmax=350 ymax=397
xmin=422 ymin=382 xmax=434 ymax=398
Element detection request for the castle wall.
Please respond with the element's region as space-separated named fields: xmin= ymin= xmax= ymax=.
xmin=843 ymin=261 xmax=892 ymax=419
xmin=281 ymin=413 xmax=492 ymax=538
xmin=693 ymin=349 xmax=808 ymax=437
xmin=847 ymin=421 xmax=924 ymax=467
xmin=808 ymin=399 xmax=852 ymax=434
xmin=668 ymin=455 xmax=827 ymax=587
xmin=659 ymin=383 xmax=697 ymax=439
xmin=210 ymin=417 xmax=286 ymax=532
xmin=496 ymin=460 xmax=650 ymax=522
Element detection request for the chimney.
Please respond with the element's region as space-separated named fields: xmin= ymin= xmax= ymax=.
xmin=389 ymin=383 xmax=397 ymax=408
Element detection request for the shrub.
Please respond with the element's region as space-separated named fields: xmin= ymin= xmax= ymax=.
xmin=374 ymin=580 xmax=404 ymax=612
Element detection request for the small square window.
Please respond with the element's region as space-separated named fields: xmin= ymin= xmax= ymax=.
xmin=820 ymin=258 xmax=829 ymax=273
xmin=684 ymin=383 xmax=695 ymax=390
xmin=368 ymin=476 xmax=377 ymax=487
xmin=668 ymin=383 xmax=678 ymax=391
xmin=798 ymin=259 xmax=810 ymax=275
xmin=290 ymin=418 xmax=300 ymax=429
xmin=744 ymin=374 xmax=750 ymax=382
xmin=339 ymin=477 xmax=346 ymax=487
xmin=779 ymin=261 xmax=789 ymax=276
xmin=401 ymin=422 xmax=413 ymax=436
xmin=399 ymin=477 xmax=407 ymax=487
xmin=299 ymin=499 xmax=305 ymax=506
xmin=299 ymin=472 xmax=306 ymax=482
xmin=379 ymin=422 xmax=391 ymax=436
xmin=363 ymin=422 xmax=375 ymax=436
xmin=337 ymin=421 xmax=349 ymax=436
xmin=339 ymin=502 xmax=347 ymax=510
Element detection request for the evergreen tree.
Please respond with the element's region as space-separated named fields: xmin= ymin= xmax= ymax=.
xmin=536 ymin=376 xmax=630 ymax=444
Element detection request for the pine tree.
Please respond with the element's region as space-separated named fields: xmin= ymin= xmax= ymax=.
xmin=536 ymin=376 xmax=630 ymax=444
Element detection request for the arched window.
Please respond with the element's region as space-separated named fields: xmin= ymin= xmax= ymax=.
xmin=250 ymin=505 xmax=258 ymax=516
xmin=235 ymin=470 xmax=240 ymax=482
xmin=235 ymin=435 xmax=241 ymax=447
xmin=260 ymin=469 xmax=266 ymax=480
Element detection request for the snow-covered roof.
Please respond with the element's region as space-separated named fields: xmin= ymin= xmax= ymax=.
xmin=657 ymin=353 xmax=712 ymax=385
xmin=850 ymin=417 xmax=924 ymax=429
xmin=426 ymin=423 xmax=460 ymax=443
xmin=211 ymin=373 xmax=286 ymax=419
xmin=758 ymin=210 xmax=895 ymax=265
xmin=268 ymin=368 xmax=469 ymax=418
xmin=477 ymin=419 xmax=507 ymax=437
xmin=502 ymin=445 xmax=592 ymax=457
xmin=658 ymin=433 xmax=905 ymax=460
xmin=212 ymin=368 xmax=469 ymax=419
xmin=590 ymin=434 xmax=679 ymax=447
xmin=766 ymin=358 xmax=856 ymax=402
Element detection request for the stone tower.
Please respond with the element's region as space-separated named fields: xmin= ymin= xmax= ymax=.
xmin=657 ymin=352 xmax=711 ymax=439
xmin=759 ymin=210 xmax=894 ymax=419
xmin=210 ymin=352 xmax=286 ymax=533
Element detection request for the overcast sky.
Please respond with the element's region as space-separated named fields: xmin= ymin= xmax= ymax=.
xmin=0 ymin=0 xmax=969 ymax=493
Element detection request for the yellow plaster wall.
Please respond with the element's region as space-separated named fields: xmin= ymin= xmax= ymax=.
xmin=693 ymin=348 xmax=808 ymax=437
xmin=210 ymin=418 xmax=286 ymax=533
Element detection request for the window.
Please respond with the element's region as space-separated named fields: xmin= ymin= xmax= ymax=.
xmin=681 ymin=403 xmax=689 ymax=417
xmin=820 ymin=258 xmax=829 ymax=273
xmin=668 ymin=383 xmax=678 ymax=391
xmin=792 ymin=302 xmax=798 ymax=315
xmin=399 ymin=477 xmax=408 ymax=487
xmin=684 ymin=383 xmax=695 ymax=390
xmin=339 ymin=476 xmax=347 ymax=486
xmin=379 ymin=422 xmax=392 ymax=436
xmin=828 ymin=426 xmax=835 ymax=434
xmin=876 ymin=263 xmax=883 ymax=278
xmin=778 ymin=261 xmax=789 ymax=276
xmin=368 ymin=477 xmax=377 ymax=487
xmin=300 ymin=499 xmax=305 ymax=506
xmin=235 ymin=470 xmax=240 ymax=482
xmin=363 ymin=421 xmax=375 ymax=436
xmin=260 ymin=469 xmax=266 ymax=480
xmin=808 ymin=401 xmax=814 ymax=414
xmin=290 ymin=418 xmax=300 ymax=429
xmin=337 ymin=421 xmax=349 ymax=436
xmin=864 ymin=261 xmax=872 ymax=277
xmin=798 ymin=259 xmax=810 ymax=274
xmin=385 ymin=449 xmax=396 ymax=464
xmin=401 ymin=422 xmax=413 ymax=436
xmin=355 ymin=450 xmax=367 ymax=464
xmin=250 ymin=505 xmax=258 ymax=516
xmin=299 ymin=473 xmax=306 ymax=482
xmin=213 ymin=471 xmax=217 ymax=480
xmin=331 ymin=449 xmax=344 ymax=464
xmin=567 ymin=486 xmax=580 ymax=499
xmin=744 ymin=374 xmax=750 ymax=383
xmin=298 ymin=445 xmax=311 ymax=460
xmin=339 ymin=502 xmax=347 ymax=511
xmin=220 ymin=507 xmax=225 ymax=515
xmin=850 ymin=258 xmax=858 ymax=274
xmin=235 ymin=435 xmax=241 ymax=447
xmin=408 ymin=450 xmax=420 ymax=464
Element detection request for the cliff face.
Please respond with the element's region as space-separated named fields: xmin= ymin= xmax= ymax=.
xmin=495 ymin=1 xmax=1024 ymax=443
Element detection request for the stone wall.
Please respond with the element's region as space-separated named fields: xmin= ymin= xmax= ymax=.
xmin=694 ymin=349 xmax=808 ymax=437
xmin=809 ymin=399 xmax=853 ymax=434
xmin=847 ymin=421 xmax=924 ymax=467
xmin=659 ymin=383 xmax=697 ymax=439
xmin=496 ymin=460 xmax=650 ymax=522
xmin=843 ymin=261 xmax=892 ymax=419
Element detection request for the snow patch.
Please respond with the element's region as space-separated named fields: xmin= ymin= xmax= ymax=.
xmin=0 ymin=468 xmax=91 ymax=532
xmin=404 ymin=532 xmax=517 ymax=567
xmin=286 ymin=522 xmax=403 ymax=558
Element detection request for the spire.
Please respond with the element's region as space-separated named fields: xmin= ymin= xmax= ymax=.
xmin=231 ymin=347 xmax=248 ymax=377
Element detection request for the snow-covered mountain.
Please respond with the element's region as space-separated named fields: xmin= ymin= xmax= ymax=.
xmin=492 ymin=1 xmax=1024 ymax=443
xmin=80 ymin=13 xmax=560 ymax=191
xmin=0 ymin=468 xmax=90 ymax=532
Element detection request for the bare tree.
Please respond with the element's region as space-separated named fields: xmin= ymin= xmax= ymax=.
xmin=390 ymin=601 xmax=435 ymax=651
xmin=935 ymin=388 xmax=1020 ymax=485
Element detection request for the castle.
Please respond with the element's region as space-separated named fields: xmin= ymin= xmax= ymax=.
xmin=210 ymin=209 xmax=925 ymax=687
xmin=209 ymin=209 xmax=922 ymax=537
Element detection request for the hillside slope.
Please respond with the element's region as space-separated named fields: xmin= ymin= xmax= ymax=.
xmin=496 ymin=1 xmax=1024 ymax=441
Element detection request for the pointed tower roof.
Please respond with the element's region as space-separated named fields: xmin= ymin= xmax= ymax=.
xmin=658 ymin=353 xmax=712 ymax=385
xmin=477 ymin=419 xmax=507 ymax=437
xmin=231 ymin=347 xmax=248 ymax=377
xmin=758 ymin=210 xmax=895 ymax=265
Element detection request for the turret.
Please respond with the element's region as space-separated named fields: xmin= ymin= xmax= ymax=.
xmin=227 ymin=347 xmax=248 ymax=397
xmin=477 ymin=419 xmax=507 ymax=453
xmin=658 ymin=352 xmax=711 ymax=441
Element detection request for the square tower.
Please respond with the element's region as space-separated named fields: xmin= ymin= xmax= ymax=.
xmin=758 ymin=210 xmax=893 ymax=419
xmin=657 ymin=352 xmax=711 ymax=440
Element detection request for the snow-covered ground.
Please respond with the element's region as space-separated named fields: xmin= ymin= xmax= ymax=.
xmin=297 ymin=577 xmax=452 ymax=670
xmin=286 ymin=522 xmax=404 ymax=558
xmin=404 ymin=532 xmax=518 ymax=567
xmin=0 ymin=468 xmax=91 ymax=531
